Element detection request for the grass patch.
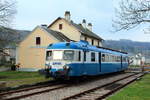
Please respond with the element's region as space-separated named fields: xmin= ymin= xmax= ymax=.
xmin=107 ymin=73 xmax=150 ymax=100
xmin=0 ymin=71 xmax=51 ymax=87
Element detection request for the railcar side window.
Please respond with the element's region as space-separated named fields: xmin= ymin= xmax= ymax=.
xmin=64 ymin=50 xmax=74 ymax=60
xmin=123 ymin=57 xmax=126 ymax=62
xmin=102 ymin=54 xmax=105 ymax=62
xmin=115 ymin=56 xmax=117 ymax=62
xmin=84 ymin=52 xmax=86 ymax=61
xmin=78 ymin=51 xmax=81 ymax=61
xmin=110 ymin=55 xmax=112 ymax=62
xmin=112 ymin=55 xmax=114 ymax=62
xmin=117 ymin=56 xmax=121 ymax=62
xmin=106 ymin=54 xmax=109 ymax=62
xmin=46 ymin=51 xmax=52 ymax=60
xmin=91 ymin=52 xmax=95 ymax=62
xmin=126 ymin=57 xmax=128 ymax=62
xmin=112 ymin=55 xmax=115 ymax=62
xmin=104 ymin=54 xmax=108 ymax=62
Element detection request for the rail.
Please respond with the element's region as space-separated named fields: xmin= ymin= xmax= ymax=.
xmin=62 ymin=73 xmax=144 ymax=100
xmin=0 ymin=81 xmax=68 ymax=100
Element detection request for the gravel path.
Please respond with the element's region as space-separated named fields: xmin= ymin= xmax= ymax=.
xmin=20 ymin=73 xmax=133 ymax=100
xmin=69 ymin=73 xmax=142 ymax=100
xmin=3 ymin=84 xmax=66 ymax=99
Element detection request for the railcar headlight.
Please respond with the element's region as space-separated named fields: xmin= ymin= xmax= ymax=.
xmin=63 ymin=65 xmax=70 ymax=70
xmin=45 ymin=64 xmax=51 ymax=69
xmin=45 ymin=62 xmax=50 ymax=66
xmin=45 ymin=61 xmax=49 ymax=64
xmin=48 ymin=65 xmax=52 ymax=69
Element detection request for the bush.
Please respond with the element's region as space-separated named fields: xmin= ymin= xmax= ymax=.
xmin=0 ymin=56 xmax=14 ymax=68
xmin=11 ymin=64 xmax=16 ymax=71
xmin=0 ymin=56 xmax=7 ymax=66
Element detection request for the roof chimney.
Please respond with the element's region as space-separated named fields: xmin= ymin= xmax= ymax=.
xmin=64 ymin=11 xmax=71 ymax=21
xmin=82 ymin=19 xmax=86 ymax=28
xmin=87 ymin=23 xmax=92 ymax=31
xmin=41 ymin=24 xmax=47 ymax=27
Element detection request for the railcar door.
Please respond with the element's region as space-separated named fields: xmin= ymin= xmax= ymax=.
xmin=99 ymin=52 xmax=101 ymax=72
xmin=121 ymin=55 xmax=123 ymax=69
xmin=83 ymin=51 xmax=87 ymax=75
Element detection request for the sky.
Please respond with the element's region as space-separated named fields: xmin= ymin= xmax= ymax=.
xmin=12 ymin=0 xmax=150 ymax=42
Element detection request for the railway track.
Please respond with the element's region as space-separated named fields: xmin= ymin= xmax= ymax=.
xmin=0 ymin=80 xmax=59 ymax=95
xmin=62 ymin=73 xmax=144 ymax=100
xmin=0 ymin=81 xmax=68 ymax=100
xmin=0 ymin=75 xmax=103 ymax=100
xmin=0 ymin=72 xmax=141 ymax=100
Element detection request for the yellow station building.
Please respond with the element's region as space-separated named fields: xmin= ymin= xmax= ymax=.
xmin=17 ymin=11 xmax=103 ymax=71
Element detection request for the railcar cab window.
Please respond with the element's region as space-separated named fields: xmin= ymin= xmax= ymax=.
xmin=91 ymin=52 xmax=95 ymax=62
xmin=48 ymin=50 xmax=75 ymax=61
xmin=46 ymin=51 xmax=52 ymax=60
xmin=63 ymin=50 xmax=74 ymax=60
xmin=53 ymin=50 xmax=63 ymax=60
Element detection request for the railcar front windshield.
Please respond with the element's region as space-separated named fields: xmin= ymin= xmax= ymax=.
xmin=63 ymin=50 xmax=74 ymax=60
xmin=46 ymin=50 xmax=74 ymax=61
xmin=46 ymin=51 xmax=52 ymax=60
xmin=53 ymin=50 xmax=63 ymax=60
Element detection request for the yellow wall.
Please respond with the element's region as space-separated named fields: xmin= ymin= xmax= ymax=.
xmin=80 ymin=35 xmax=100 ymax=46
xmin=49 ymin=19 xmax=81 ymax=41
xmin=18 ymin=26 xmax=59 ymax=69
xmin=94 ymin=39 xmax=98 ymax=46
xmin=87 ymin=37 xmax=92 ymax=45
xmin=80 ymin=35 xmax=85 ymax=40
xmin=49 ymin=19 xmax=102 ymax=46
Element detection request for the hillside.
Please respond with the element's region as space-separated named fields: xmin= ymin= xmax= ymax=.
xmin=102 ymin=39 xmax=150 ymax=58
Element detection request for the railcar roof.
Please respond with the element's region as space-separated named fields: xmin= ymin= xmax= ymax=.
xmin=47 ymin=40 xmax=127 ymax=56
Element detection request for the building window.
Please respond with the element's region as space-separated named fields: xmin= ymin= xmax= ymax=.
xmin=91 ymin=52 xmax=95 ymax=62
xmin=92 ymin=39 xmax=94 ymax=45
xmin=59 ymin=24 xmax=63 ymax=30
xmin=85 ymin=37 xmax=87 ymax=41
xmin=98 ymin=41 xmax=100 ymax=46
xmin=36 ymin=37 xmax=41 ymax=45
xmin=80 ymin=35 xmax=84 ymax=40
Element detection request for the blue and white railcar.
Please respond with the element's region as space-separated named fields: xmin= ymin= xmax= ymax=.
xmin=45 ymin=40 xmax=128 ymax=78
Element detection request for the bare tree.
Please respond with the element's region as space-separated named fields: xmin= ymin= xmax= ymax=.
xmin=0 ymin=0 xmax=16 ymax=26
xmin=113 ymin=0 xmax=150 ymax=32
xmin=0 ymin=0 xmax=17 ymax=54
